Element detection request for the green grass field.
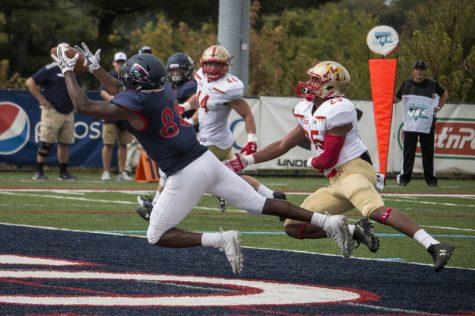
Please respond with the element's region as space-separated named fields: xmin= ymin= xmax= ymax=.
xmin=1 ymin=170 xmax=474 ymax=269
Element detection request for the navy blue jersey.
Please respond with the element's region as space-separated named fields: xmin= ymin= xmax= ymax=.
xmin=31 ymin=62 xmax=79 ymax=114
xmin=111 ymin=85 xmax=207 ymax=176
xmin=175 ymin=80 xmax=197 ymax=103
xmin=168 ymin=79 xmax=197 ymax=120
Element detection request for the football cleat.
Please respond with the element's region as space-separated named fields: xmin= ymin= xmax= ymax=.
xmin=136 ymin=206 xmax=151 ymax=221
xmin=215 ymin=196 xmax=227 ymax=212
xmin=217 ymin=229 xmax=243 ymax=275
xmin=427 ymin=242 xmax=454 ymax=272
xmin=323 ymin=215 xmax=353 ymax=258
xmin=32 ymin=171 xmax=48 ymax=180
xmin=137 ymin=195 xmax=154 ymax=210
xmin=101 ymin=171 xmax=111 ymax=181
xmin=353 ymin=218 xmax=380 ymax=253
xmin=272 ymin=191 xmax=288 ymax=222
xmin=58 ymin=172 xmax=77 ymax=181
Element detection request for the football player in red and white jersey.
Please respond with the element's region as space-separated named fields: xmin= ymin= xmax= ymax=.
xmin=225 ymin=61 xmax=454 ymax=272
xmin=178 ymin=45 xmax=286 ymax=207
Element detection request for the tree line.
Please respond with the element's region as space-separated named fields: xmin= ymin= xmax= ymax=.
xmin=0 ymin=0 xmax=473 ymax=102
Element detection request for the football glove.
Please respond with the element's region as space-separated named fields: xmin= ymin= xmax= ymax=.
xmin=223 ymin=153 xmax=248 ymax=173
xmin=240 ymin=133 xmax=257 ymax=155
xmin=51 ymin=44 xmax=79 ymax=74
xmin=75 ymin=42 xmax=101 ymax=73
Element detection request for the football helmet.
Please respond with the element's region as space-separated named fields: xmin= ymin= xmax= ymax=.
xmin=200 ymin=45 xmax=231 ymax=81
xmin=118 ymin=54 xmax=167 ymax=91
xmin=296 ymin=61 xmax=350 ymax=101
xmin=166 ymin=53 xmax=194 ymax=85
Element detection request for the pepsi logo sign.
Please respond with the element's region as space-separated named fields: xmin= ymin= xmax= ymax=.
xmin=0 ymin=102 xmax=30 ymax=155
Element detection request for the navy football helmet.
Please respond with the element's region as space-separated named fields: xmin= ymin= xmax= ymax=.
xmin=166 ymin=53 xmax=194 ymax=85
xmin=119 ymin=54 xmax=167 ymax=91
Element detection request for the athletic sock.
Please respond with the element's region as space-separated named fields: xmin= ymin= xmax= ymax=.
xmin=59 ymin=163 xmax=67 ymax=174
xmin=413 ymin=229 xmax=440 ymax=249
xmin=152 ymin=190 xmax=161 ymax=206
xmin=201 ymin=232 xmax=221 ymax=247
xmin=349 ymin=224 xmax=355 ymax=236
xmin=37 ymin=162 xmax=44 ymax=173
xmin=257 ymin=184 xmax=274 ymax=198
xmin=310 ymin=212 xmax=329 ymax=228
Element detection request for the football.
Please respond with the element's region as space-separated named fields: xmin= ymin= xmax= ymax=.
xmin=50 ymin=46 xmax=89 ymax=74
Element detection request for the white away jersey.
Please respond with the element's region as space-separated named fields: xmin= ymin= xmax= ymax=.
xmin=293 ymin=97 xmax=367 ymax=176
xmin=195 ymin=68 xmax=244 ymax=149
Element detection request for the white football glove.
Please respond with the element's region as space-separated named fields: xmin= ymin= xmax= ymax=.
xmin=51 ymin=43 xmax=79 ymax=74
xmin=75 ymin=42 xmax=101 ymax=73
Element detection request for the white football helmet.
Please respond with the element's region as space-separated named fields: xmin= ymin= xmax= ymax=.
xmin=200 ymin=45 xmax=231 ymax=81
xmin=296 ymin=61 xmax=350 ymax=100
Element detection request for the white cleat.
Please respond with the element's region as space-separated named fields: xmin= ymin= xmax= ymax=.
xmin=101 ymin=171 xmax=111 ymax=181
xmin=117 ymin=171 xmax=133 ymax=181
xmin=323 ymin=215 xmax=353 ymax=258
xmin=217 ymin=230 xmax=243 ymax=275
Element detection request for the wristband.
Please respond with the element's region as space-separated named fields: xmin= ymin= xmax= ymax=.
xmin=184 ymin=117 xmax=194 ymax=126
xmin=243 ymin=154 xmax=255 ymax=165
xmin=247 ymin=133 xmax=258 ymax=142
xmin=180 ymin=102 xmax=192 ymax=111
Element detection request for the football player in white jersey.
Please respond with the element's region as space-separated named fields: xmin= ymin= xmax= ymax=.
xmin=178 ymin=45 xmax=286 ymax=206
xmin=225 ymin=61 xmax=454 ymax=272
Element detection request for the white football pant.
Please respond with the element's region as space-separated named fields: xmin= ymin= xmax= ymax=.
xmin=147 ymin=150 xmax=266 ymax=244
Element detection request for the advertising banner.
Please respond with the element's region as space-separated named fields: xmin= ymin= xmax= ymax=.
xmin=0 ymin=90 xmax=107 ymax=167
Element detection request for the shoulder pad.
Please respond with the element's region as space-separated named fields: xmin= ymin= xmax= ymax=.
xmin=212 ymin=74 xmax=244 ymax=94
xmin=293 ymin=99 xmax=313 ymax=118
xmin=194 ymin=68 xmax=205 ymax=81
xmin=112 ymin=90 xmax=147 ymax=112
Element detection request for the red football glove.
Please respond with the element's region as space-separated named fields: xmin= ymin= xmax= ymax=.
xmin=240 ymin=141 xmax=257 ymax=155
xmin=223 ymin=153 xmax=248 ymax=173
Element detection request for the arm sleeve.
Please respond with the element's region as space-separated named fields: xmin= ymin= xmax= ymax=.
xmin=31 ymin=67 xmax=50 ymax=85
xmin=435 ymin=81 xmax=445 ymax=96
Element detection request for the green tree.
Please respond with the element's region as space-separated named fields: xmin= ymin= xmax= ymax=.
xmin=128 ymin=15 xmax=217 ymax=68
xmin=249 ymin=3 xmax=379 ymax=98
xmin=398 ymin=0 xmax=475 ymax=102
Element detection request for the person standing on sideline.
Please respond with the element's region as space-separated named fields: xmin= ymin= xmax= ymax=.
xmin=395 ymin=60 xmax=449 ymax=187
xmin=100 ymin=51 xmax=133 ymax=181
xmin=26 ymin=43 xmax=78 ymax=181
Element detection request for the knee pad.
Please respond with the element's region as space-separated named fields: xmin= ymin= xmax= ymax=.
xmin=37 ymin=142 xmax=52 ymax=158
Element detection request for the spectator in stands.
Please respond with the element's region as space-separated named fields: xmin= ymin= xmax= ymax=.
xmin=100 ymin=51 xmax=133 ymax=181
xmin=26 ymin=43 xmax=78 ymax=181
xmin=395 ymin=60 xmax=449 ymax=187
xmin=138 ymin=46 xmax=152 ymax=54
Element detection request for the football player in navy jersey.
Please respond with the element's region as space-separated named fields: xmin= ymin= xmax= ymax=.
xmin=136 ymin=53 xmax=198 ymax=217
xmin=53 ymin=42 xmax=355 ymax=274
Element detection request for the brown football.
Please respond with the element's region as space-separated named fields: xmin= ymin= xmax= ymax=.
xmin=50 ymin=46 xmax=88 ymax=74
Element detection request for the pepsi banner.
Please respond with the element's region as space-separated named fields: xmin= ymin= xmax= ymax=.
xmin=0 ymin=89 xmax=108 ymax=167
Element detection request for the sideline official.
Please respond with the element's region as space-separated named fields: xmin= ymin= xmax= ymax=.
xmin=395 ymin=60 xmax=449 ymax=187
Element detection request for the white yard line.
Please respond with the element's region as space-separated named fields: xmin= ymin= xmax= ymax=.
xmin=383 ymin=198 xmax=475 ymax=208
xmin=0 ymin=221 xmax=473 ymax=271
